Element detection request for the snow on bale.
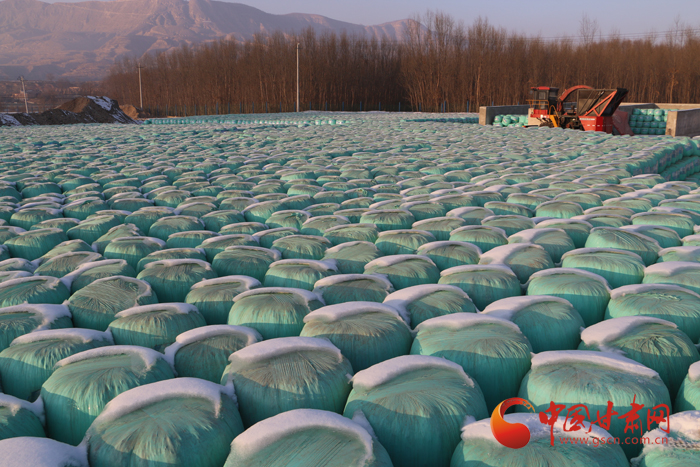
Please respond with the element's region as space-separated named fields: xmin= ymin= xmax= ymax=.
xmin=5 ymin=228 xmax=69 ymax=261
xmin=606 ymin=284 xmax=700 ymax=343
xmin=643 ymin=261 xmax=700 ymax=296
xmin=41 ymin=346 xmax=175 ymax=445
xmin=323 ymin=223 xmax=379 ymax=246
xmin=185 ymin=276 xmax=261 ymax=325
xmin=658 ymin=246 xmax=700 ymax=263
xmin=66 ymin=215 xmax=122 ymax=245
xmin=481 ymin=215 xmax=535 ymax=237
xmin=574 ymin=213 xmax=632 ymax=228
xmin=0 ymin=226 xmax=26 ymax=244
xmin=31 ymin=218 xmax=80 ymax=234
xmin=85 ymin=378 xmax=244 ymax=467
xmin=221 ymin=337 xmax=352 ymax=427
xmin=449 ymin=225 xmax=507 ymax=253
xmin=300 ymin=302 xmax=412 ymax=371
xmin=479 ymin=243 xmax=554 ymax=284
xmin=37 ymin=239 xmax=94 ymax=263
xmin=300 ymin=215 xmax=350 ymax=236
xmin=123 ymin=206 xmax=175 ymax=234
xmin=0 ymin=304 xmax=73 ymax=353
xmin=242 ymin=200 xmax=283 ymax=223
xmin=0 ymin=258 xmax=35 ymax=274
xmin=219 ymin=221 xmax=268 ymax=236
xmin=0 ymin=394 xmax=45 ymax=439
xmin=675 ymin=362 xmax=700 ymax=411
xmin=507 ymin=228 xmax=575 ymax=264
xmin=580 ymin=317 xmax=699 ymax=396
xmin=163 ymin=325 xmax=260 ymax=383
xmin=0 ymin=276 xmax=70 ymax=308
xmin=374 ymin=229 xmax=435 ymax=256
xmin=271 ymin=234 xmax=332 ymax=260
xmin=438 ymin=264 xmax=521 ymax=311
xmin=621 ymin=224 xmax=682 ymax=249
xmin=10 ymin=208 xmax=63 ymax=231
xmin=632 ymin=211 xmax=695 ymax=238
xmin=415 ymin=241 xmax=480 ymax=271
xmin=631 ymin=410 xmax=700 ymax=467
xmin=483 ymin=200 xmax=533 ymax=218
xmin=224 ymin=409 xmax=393 ymax=467
xmin=0 ymin=329 xmax=112 ymax=401
xmin=535 ymin=200 xmax=585 ymax=219
xmin=446 ymin=206 xmax=494 ymax=226
xmin=359 ymin=209 xmax=416 ymax=231
xmin=585 ymin=227 xmax=660 ymax=266
xmin=265 ymin=210 xmax=310 ymax=230
xmin=322 ymin=241 xmax=382 ymax=275
xmin=451 ymin=413 xmax=628 ymax=467
xmin=312 ymin=274 xmax=394 ymax=305
xmin=67 ymin=276 xmax=157 ymax=331
xmin=263 ymin=258 xmax=338 ymax=291
xmin=136 ymin=258 xmax=217 ymax=302
xmin=136 ymin=246 xmax=207 ymax=272
xmin=228 ymin=287 xmax=324 ymax=339
xmin=410 ymin=313 xmax=532 ymax=411
xmin=33 ymin=251 xmax=103 ymax=278
xmin=0 ymin=437 xmax=89 ymax=467
xmin=200 ymin=210 xmax=245 ymax=232
xmin=518 ymin=350 xmax=672 ymax=459
xmin=343 ymin=355 xmax=488 ymax=467
xmin=146 ymin=215 xmax=205 ymax=241
xmin=560 ymin=248 xmax=646 ymax=289
xmin=91 ymin=224 xmax=142 ymax=254
xmin=165 ymin=230 xmax=219 ymax=249
xmin=364 ymin=255 xmax=440 ymax=291
xmin=102 ymin=236 xmax=165 ymax=270
xmin=383 ymin=284 xmax=476 ymax=329
xmin=482 ymin=295 xmax=584 ymax=352
xmin=108 ymin=303 xmax=206 ymax=352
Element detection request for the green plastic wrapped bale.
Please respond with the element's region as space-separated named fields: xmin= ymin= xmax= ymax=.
xmin=0 ymin=328 xmax=112 ymax=401
xmin=108 ymin=303 xmax=206 ymax=352
xmin=632 ymin=411 xmax=700 ymax=467
xmin=536 ymin=218 xmax=592 ymax=248
xmin=271 ymin=234 xmax=332 ymax=260
xmin=185 ymin=276 xmax=261 ymax=325
xmin=579 ymin=316 xmax=699 ymax=396
xmin=305 ymin=203 xmax=342 ymax=217
xmin=481 ymin=215 xmax=535 ymax=237
xmin=324 ymin=223 xmax=380 ymax=245
xmin=479 ymin=243 xmax=554 ymax=284
xmin=554 ymin=192 xmax=604 ymax=210
xmin=336 ymin=208 xmax=371 ymax=223
xmin=228 ymin=287 xmax=324 ymax=338
xmin=164 ymin=325 xmax=261 ymax=383
xmin=41 ymin=346 xmax=175 ymax=445
xmin=0 ymin=270 xmax=30 ymax=283
xmin=300 ymin=215 xmax=350 ymax=237
xmin=166 ymin=230 xmax=219 ymax=249
xmin=374 ymin=230 xmax=435 ymax=256
xmin=535 ymin=200 xmax=585 ymax=219
xmin=211 ymin=246 xmax=280 ymax=282
xmin=518 ymin=351 xmax=672 ymax=459
xmin=399 ymin=201 xmax=447 ymax=221
xmin=432 ymin=194 xmax=476 ymax=212
xmin=585 ymin=227 xmax=660 ymax=266
xmin=5 ymin=228 xmax=69 ymax=260
xmin=220 ymin=197 xmax=259 ymax=212
xmin=606 ymin=284 xmax=700 ymax=343
xmin=574 ymin=213 xmax=631 ymax=228
xmin=62 ymin=198 xmax=110 ymax=220
xmin=359 ymin=209 xmax=416 ymax=232
xmin=415 ymin=241 xmax=480 ymax=271
xmin=411 ymin=217 xmax=467 ymax=241
xmin=67 ymin=276 xmax=158 ymax=331
xmin=242 ymin=200 xmax=283 ymax=223
xmin=37 ymin=239 xmax=95 ymax=263
xmin=224 ymin=408 xmax=393 ymax=467
xmin=264 ymin=258 xmax=338 ymax=291
xmin=147 ymin=215 xmax=205 ymax=241
xmin=438 ymin=264 xmax=521 ymax=311
xmin=482 ymin=295 xmax=584 ymax=352
xmin=110 ymin=198 xmax=154 ymax=212
xmin=219 ymin=222 xmax=268 ymax=235
xmin=344 ymin=355 xmax=488 ymax=467
xmin=452 ymin=413 xmax=628 ymax=467
xmin=0 ymin=258 xmax=37 ymax=273
xmin=265 ymin=210 xmax=310 ymax=230
xmin=64 ymin=259 xmax=137 ymax=293
xmin=411 ymin=313 xmax=531 ymax=411
xmin=221 ymin=337 xmax=353 ymax=427
xmin=364 ymin=255 xmax=440 ymax=291
xmin=0 ymin=437 xmax=89 ymax=467
xmin=449 ymin=225 xmax=507 ymax=253
xmin=505 ymin=193 xmax=552 ymax=210
xmin=174 ymin=201 xmax=217 ymax=218
xmin=252 ymin=227 xmax=298 ymax=249
xmin=153 ymin=189 xmax=191 ymax=208
xmin=200 ymin=210 xmax=245 ymax=232
xmin=675 ymin=363 xmax=700 ymax=411
xmin=103 ymin=236 xmax=166 ymax=270
xmin=0 ymin=276 xmax=70 ymax=308
xmin=10 ymin=208 xmax=63 ymax=231
xmin=526 ymin=268 xmax=610 ymax=327
xmin=0 ymin=393 xmax=46 ymax=439
xmin=446 ymin=207 xmax=495 ymax=226
xmin=136 ymin=247 xmax=207 ymax=273
xmin=31 ymin=218 xmax=80 ymax=233
xmin=508 ymin=228 xmax=575 ymax=264
xmin=34 ymin=251 xmax=103 ymax=278
xmin=312 ymin=274 xmax=394 ymax=305
xmin=561 ymin=248 xmax=646 ymax=289
xmin=603 ymin=196 xmax=654 ymax=213
xmin=0 ymin=226 xmax=26 ymax=244
xmin=483 ymin=201 xmax=533 ymax=218
xmin=124 ymin=206 xmax=175 ymax=234
xmin=0 ymin=304 xmax=73 ymax=352
xmin=137 ymin=258 xmax=217 ymax=302
xmin=66 ymin=215 xmax=122 ymax=245
xmin=384 ymin=284 xmax=476 ymax=329
xmin=85 ymin=378 xmax=244 ymax=467
xmin=643 ymin=261 xmax=700 ymax=296
xmin=632 ymin=212 xmax=695 ymax=238
xmin=658 ymin=246 xmax=700 ymax=263
xmin=280 ymin=195 xmax=314 ymax=210
xmin=323 ymin=241 xmax=383 ymax=275
xmin=301 ymin=302 xmax=412 ymax=371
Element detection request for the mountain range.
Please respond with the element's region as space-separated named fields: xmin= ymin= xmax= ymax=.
xmin=0 ymin=0 xmax=410 ymax=80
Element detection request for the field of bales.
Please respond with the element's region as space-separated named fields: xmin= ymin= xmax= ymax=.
xmin=1 ymin=112 xmax=700 ymax=467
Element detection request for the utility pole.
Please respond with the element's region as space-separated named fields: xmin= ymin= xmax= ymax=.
xmin=137 ymin=64 xmax=145 ymax=109
xmin=19 ymin=76 xmax=28 ymax=113
xmin=296 ymin=43 xmax=300 ymax=113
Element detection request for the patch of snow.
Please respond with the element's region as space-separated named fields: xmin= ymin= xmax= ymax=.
xmin=190 ymin=275 xmax=261 ymax=290
xmin=351 ymin=355 xmax=474 ymax=391
xmin=414 ymin=312 xmax=521 ymax=333
xmin=163 ymin=325 xmax=262 ymax=367
xmin=268 ymin=258 xmax=338 ymax=271
xmin=11 ymin=328 xmax=113 ymax=346
xmin=303 ymin=301 xmax=406 ymax=325
xmin=232 ymin=287 xmax=323 ymax=305
xmin=440 ymin=263 xmax=517 ymax=277
xmin=364 ymin=254 xmax=436 ymax=269
xmin=0 ymin=304 xmax=71 ymax=331
xmin=56 ymin=345 xmax=165 ymax=370
xmin=114 ymin=303 xmax=198 ymax=319
xmin=581 ymin=316 xmax=677 ymax=346
xmin=0 ymin=437 xmax=88 ymax=467
xmin=227 ymin=337 xmax=342 ymax=369
xmin=531 ymin=350 xmax=660 ymax=379
xmin=482 ymin=295 xmax=572 ymax=321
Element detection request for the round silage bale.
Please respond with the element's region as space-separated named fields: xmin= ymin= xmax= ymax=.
xmin=0 ymin=437 xmax=89 ymax=467
xmin=312 ymin=274 xmax=394 ymax=305
xmin=631 ymin=411 xmax=700 ymax=467
xmin=271 ymin=234 xmax=332 ymax=260
xmin=0 ymin=304 xmax=73 ymax=353
xmin=438 ymin=264 xmax=521 ymax=310
xmin=0 ymin=393 xmax=45 ymax=440
xmin=102 ymin=236 xmax=165 ymax=270
xmin=0 ymin=276 xmax=70 ymax=308
xmin=364 ymin=255 xmax=440 ymax=290
xmin=383 ymin=284 xmax=476 ymax=329
xmin=479 ymin=243 xmax=554 ymax=283
xmin=147 ymin=215 xmax=205 ymax=241
xmin=632 ymin=211 xmax=695 ymax=238
xmin=5 ymin=228 xmax=69 ymax=261
xmin=62 ymin=259 xmax=137 ymax=293
xmin=33 ymin=251 xmax=103 ymax=278
xmin=359 ymin=209 xmax=416 ymax=231
xmin=136 ymin=258 xmax=217 ymax=302
xmin=585 ymin=227 xmax=660 ymax=266
xmin=165 ymin=230 xmax=219 ymax=249
xmin=136 ymin=247 xmax=207 ymax=272
xmin=184 ymin=276 xmax=260 ymax=325
xmin=560 ymin=248 xmax=646 ymax=289
xmin=621 ymin=224 xmax=682 ymax=249
xmin=263 ymin=258 xmax=338 ymax=290
xmin=643 ymin=261 xmax=700 ymax=295
xmin=252 ymin=226 xmax=298 ymax=248
xmin=507 ymin=227 xmax=575 ymax=263
xmin=415 ymin=241 xmax=480 ymax=271
xmin=375 ymin=229 xmax=435 ymax=256
xmin=66 ymin=215 xmax=122 ymax=245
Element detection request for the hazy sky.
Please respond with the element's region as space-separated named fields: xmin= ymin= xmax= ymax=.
xmin=42 ymin=0 xmax=700 ymax=38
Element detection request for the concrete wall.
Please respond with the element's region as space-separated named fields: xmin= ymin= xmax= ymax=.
xmin=479 ymin=105 xmax=530 ymax=126
xmin=667 ymin=109 xmax=700 ymax=137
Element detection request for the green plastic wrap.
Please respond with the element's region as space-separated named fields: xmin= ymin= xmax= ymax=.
xmin=165 ymin=230 xmax=219 ymax=249
xmin=632 ymin=211 xmax=695 ymax=238
xmin=147 ymin=215 xmax=205 ymax=241
xmin=252 ymin=227 xmax=298 ymax=249
xmin=123 ymin=206 xmax=175 ymax=234
xmin=364 ymin=255 xmax=440 ymax=291
xmin=479 ymin=243 xmax=554 ymax=283
xmin=323 ymin=223 xmax=380 ymax=245
xmin=136 ymin=258 xmax=217 ymax=302
xmin=508 ymin=228 xmax=575 ymax=264
xmin=585 ymin=227 xmax=660 ymax=266
xmin=481 ymin=215 xmax=536 ymax=237
xmin=0 ymin=394 xmax=46 ymax=440
xmin=38 ymin=239 xmax=95 ymax=263
xmin=219 ymin=221 xmax=268 ymax=235
xmin=375 ymin=230 xmax=435 ymax=256
xmin=66 ymin=259 xmax=137 ymax=293
xmin=184 ymin=276 xmax=260 ymax=325
xmin=643 ymin=261 xmax=700 ymax=296
xmin=561 ymin=248 xmax=646 ymax=289
xmin=632 ymin=411 xmax=700 ymax=467
xmin=10 ymin=208 xmax=63 ymax=231
xmin=359 ymin=209 xmax=416 ymax=231
xmin=264 ymin=259 xmax=338 ymax=291
xmin=449 ymin=225 xmax=507 ymax=252
xmin=33 ymin=251 xmax=103 ymax=278
xmin=136 ymin=247 xmax=207 ymax=273
xmin=103 ymin=236 xmax=165 ymax=270
xmin=265 ymin=210 xmax=311 ymax=230
xmin=312 ymin=274 xmax=394 ymax=305
xmin=5 ymin=228 xmax=69 ymax=260
xmin=383 ymin=284 xmax=476 ymax=329
xmin=271 ymin=234 xmax=332 ymax=260
xmin=300 ymin=215 xmax=350 ymax=236
xmin=66 ymin=215 xmax=122 ymax=245
xmin=0 ymin=276 xmax=71 ymax=308
xmin=438 ymin=264 xmax=521 ymax=311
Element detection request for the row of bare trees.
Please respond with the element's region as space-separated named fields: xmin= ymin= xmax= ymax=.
xmin=102 ymin=13 xmax=700 ymax=115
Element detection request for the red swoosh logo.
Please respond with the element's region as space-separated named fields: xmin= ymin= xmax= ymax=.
xmin=490 ymin=398 xmax=535 ymax=449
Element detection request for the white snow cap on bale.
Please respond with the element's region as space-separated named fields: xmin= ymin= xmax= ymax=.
xmin=364 ymin=254 xmax=436 ymax=269
xmin=142 ymin=258 xmax=214 ymax=270
xmin=351 ymin=355 xmax=475 ymax=391
xmin=644 ymin=261 xmax=700 ymax=277
xmin=688 ymin=361 xmax=700 ymax=383
xmin=268 ymin=258 xmax=338 ymax=271
xmin=0 ymin=393 xmax=45 ymax=423
xmin=416 ymin=240 xmax=482 ymax=254
xmin=227 ymin=336 xmax=343 ymax=367
xmin=637 ymin=411 xmax=700 ymax=456
xmin=92 ymin=377 xmax=235 ymax=425
xmin=199 ymin=234 xmax=258 ymax=246
xmin=0 ymin=304 xmax=71 ymax=331
xmin=531 ymin=350 xmax=660 ymax=380
xmin=60 ymin=260 xmax=130 ymax=289
xmin=232 ymin=287 xmax=323 ymax=305
xmin=581 ymin=316 xmax=677 ymax=347
xmin=479 ymin=243 xmax=548 ymax=265
xmin=114 ymin=303 xmax=198 ymax=319
xmin=383 ymin=284 xmax=473 ymax=320
xmin=536 ymin=218 xmax=593 ymax=229
xmin=88 ymin=96 xmax=114 ymax=111
xmin=163 ymin=325 xmax=262 ymax=366
xmin=229 ymin=409 xmax=374 ymax=464
xmin=414 ymin=312 xmax=521 ymax=333
xmin=0 ymin=275 xmax=60 ymax=290
xmin=313 ymin=273 xmax=393 ymax=293
xmin=560 ymin=247 xmax=643 ymax=261
xmin=525 ymin=267 xmax=611 ymax=289
xmin=11 ymin=328 xmax=113 ymax=346
xmin=189 ymin=275 xmax=261 ymax=290
xmin=223 ymin=245 xmax=282 ymax=261
xmin=610 ymin=283 xmax=700 ymax=300
xmin=508 ymin=228 xmax=566 ymax=243
xmin=482 ymin=295 xmax=572 ymax=321
xmin=109 ymin=236 xmax=166 ymax=248
xmin=440 ymin=263 xmax=517 ymax=277
xmin=0 ymin=437 xmax=88 ymax=467
xmin=303 ymin=301 xmax=406 ymax=324
xmin=56 ymin=345 xmax=165 ymax=370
